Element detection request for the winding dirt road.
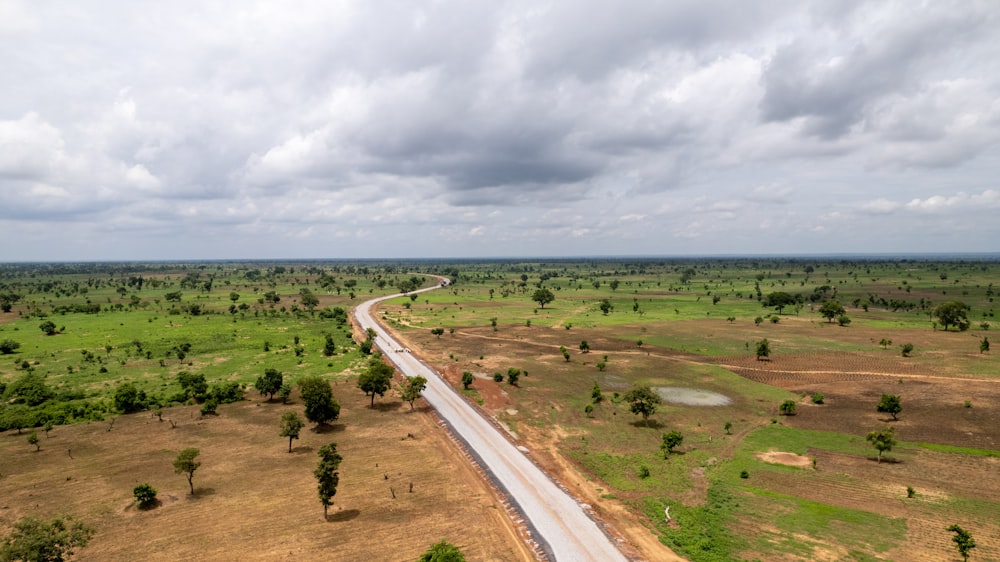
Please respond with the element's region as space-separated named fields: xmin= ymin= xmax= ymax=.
xmin=354 ymin=280 xmax=629 ymax=562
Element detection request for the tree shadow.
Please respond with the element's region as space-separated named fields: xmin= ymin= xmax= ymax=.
xmin=631 ymin=419 xmax=664 ymax=429
xmin=291 ymin=445 xmax=314 ymax=454
xmin=191 ymin=487 xmax=216 ymax=498
xmin=137 ymin=498 xmax=163 ymax=511
xmin=372 ymin=401 xmax=403 ymax=412
xmin=327 ymin=509 xmax=360 ymax=522
xmin=312 ymin=423 xmax=345 ymax=434
xmin=866 ymin=456 xmax=903 ymax=464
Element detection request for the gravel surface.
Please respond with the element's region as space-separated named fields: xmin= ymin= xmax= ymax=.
xmin=355 ymin=281 xmax=629 ymax=562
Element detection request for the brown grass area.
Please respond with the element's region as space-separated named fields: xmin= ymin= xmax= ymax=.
xmin=0 ymin=391 xmax=531 ymax=561
xmin=393 ymin=312 xmax=1000 ymax=561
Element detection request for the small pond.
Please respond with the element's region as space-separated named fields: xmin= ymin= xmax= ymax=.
xmin=655 ymin=387 xmax=731 ymax=406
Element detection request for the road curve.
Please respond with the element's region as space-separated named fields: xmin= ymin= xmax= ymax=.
xmin=354 ymin=279 xmax=629 ymax=562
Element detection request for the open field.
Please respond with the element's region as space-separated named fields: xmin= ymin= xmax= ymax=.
xmin=382 ymin=258 xmax=1000 ymax=561
xmin=2 ymin=258 xmax=999 ymax=561
xmin=0 ymin=387 xmax=529 ymax=561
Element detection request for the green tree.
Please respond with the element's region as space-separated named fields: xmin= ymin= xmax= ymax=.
xmin=400 ymin=376 xmax=428 ymax=409
xmin=418 ymin=539 xmax=465 ymax=561
xmin=6 ymin=371 xmax=54 ymax=406
xmin=661 ymin=431 xmax=683 ymax=457
xmin=591 ymin=382 xmax=603 ymax=403
xmin=299 ymin=376 xmax=341 ymax=426
xmin=623 ymin=386 xmax=661 ymax=426
xmin=609 ymin=279 xmax=620 ymax=291
xmin=323 ymin=334 xmax=336 ymax=357
xmin=579 ymin=340 xmax=590 ymax=353
xmin=755 ymin=338 xmax=771 ymax=361
xmin=39 ymin=320 xmax=58 ymax=335
xmin=430 ymin=328 xmax=445 ymax=338
xmin=358 ymin=358 xmax=394 ymax=408
xmin=599 ymin=299 xmax=613 ymax=315
xmin=946 ymin=524 xmax=976 ymax=561
xmin=531 ymin=288 xmax=555 ymax=309
xmin=934 ymin=301 xmax=970 ymax=331
xmin=0 ymin=292 xmax=22 ymax=313
xmin=461 ymin=371 xmax=474 ymax=390
xmin=877 ymin=394 xmax=902 ymax=421
xmin=113 ymin=382 xmax=144 ymax=413
xmin=255 ymin=368 xmax=283 ymax=400
xmin=981 ymin=336 xmax=990 ymax=354
xmin=177 ymin=371 xmax=208 ymax=402
xmin=280 ymin=411 xmax=304 ymax=453
xmin=27 ymin=430 xmax=40 ymax=451
xmin=299 ymin=289 xmax=319 ymax=313
xmin=506 ymin=368 xmax=521 ymax=386
xmin=879 ymin=338 xmax=892 ymax=349
xmin=763 ymin=292 xmax=797 ymax=314
xmin=133 ymin=483 xmax=158 ymax=509
xmin=724 ymin=421 xmax=732 ymax=435
xmin=315 ymin=442 xmax=343 ymax=519
xmin=779 ymin=400 xmax=797 ymax=415
xmin=173 ymin=448 xmax=201 ymax=495
xmin=866 ymin=426 xmax=896 ymax=464
xmin=0 ymin=339 xmax=20 ymax=354
xmin=818 ymin=300 xmax=845 ymax=323
xmin=900 ymin=343 xmax=914 ymax=357
xmin=0 ymin=515 xmax=94 ymax=562
xmin=199 ymin=398 xmax=219 ymax=416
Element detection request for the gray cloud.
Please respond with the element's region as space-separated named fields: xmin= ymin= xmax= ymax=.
xmin=1 ymin=0 xmax=998 ymax=260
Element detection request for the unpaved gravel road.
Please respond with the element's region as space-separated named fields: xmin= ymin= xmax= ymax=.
xmin=354 ymin=280 xmax=629 ymax=562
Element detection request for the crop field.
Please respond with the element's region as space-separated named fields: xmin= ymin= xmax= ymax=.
xmin=2 ymin=258 xmax=998 ymax=561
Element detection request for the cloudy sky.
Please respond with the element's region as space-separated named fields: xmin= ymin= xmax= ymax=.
xmin=2 ymin=1 xmax=998 ymax=261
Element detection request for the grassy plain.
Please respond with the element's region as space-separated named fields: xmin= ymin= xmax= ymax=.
xmin=385 ymin=258 xmax=1000 ymax=561
xmin=2 ymin=258 xmax=999 ymax=561
xmin=1 ymin=263 xmax=536 ymax=560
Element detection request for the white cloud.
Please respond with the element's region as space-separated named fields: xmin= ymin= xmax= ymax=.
xmin=2 ymin=0 xmax=999 ymax=259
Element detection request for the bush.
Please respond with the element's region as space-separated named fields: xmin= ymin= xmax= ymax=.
xmin=900 ymin=343 xmax=914 ymax=357
xmin=779 ymin=400 xmax=797 ymax=415
xmin=492 ymin=372 xmax=503 ymax=382
xmin=418 ymin=539 xmax=465 ymax=562
xmin=133 ymin=483 xmax=158 ymax=508
xmin=811 ymin=393 xmax=824 ymax=404
xmin=209 ymin=381 xmax=244 ymax=404
xmin=200 ymin=398 xmax=218 ymax=416
xmin=740 ymin=470 xmax=749 ymax=479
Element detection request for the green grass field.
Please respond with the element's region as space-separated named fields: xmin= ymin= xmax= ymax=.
xmin=2 ymin=258 xmax=998 ymax=560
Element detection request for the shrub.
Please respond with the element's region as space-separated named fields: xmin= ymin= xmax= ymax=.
xmin=811 ymin=393 xmax=824 ymax=404
xmin=200 ymin=398 xmax=218 ymax=416
xmin=779 ymin=400 xmax=797 ymax=415
xmin=492 ymin=372 xmax=503 ymax=383
xmin=133 ymin=483 xmax=158 ymax=508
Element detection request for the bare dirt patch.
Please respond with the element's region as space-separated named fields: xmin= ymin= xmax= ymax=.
xmin=756 ymin=451 xmax=812 ymax=468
